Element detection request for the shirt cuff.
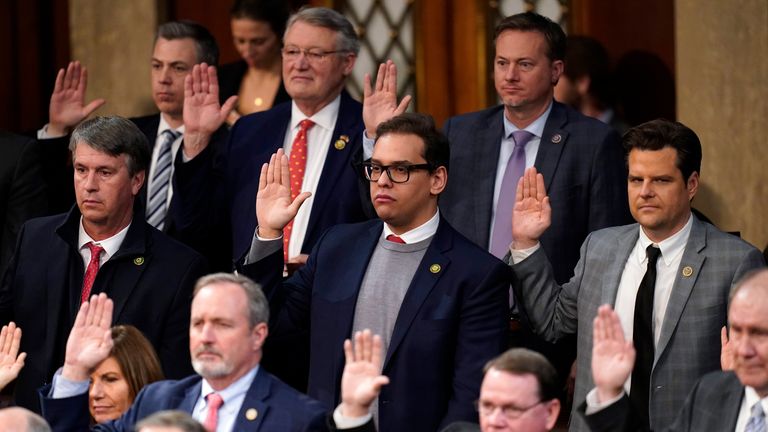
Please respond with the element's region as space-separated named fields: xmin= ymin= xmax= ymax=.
xmin=51 ymin=369 xmax=90 ymax=399
xmin=37 ymin=124 xmax=65 ymax=139
xmin=509 ymin=242 xmax=541 ymax=264
xmin=243 ymin=227 xmax=283 ymax=264
xmin=584 ymin=387 xmax=625 ymax=415
xmin=362 ymin=131 xmax=375 ymax=160
xmin=332 ymin=405 xmax=373 ymax=429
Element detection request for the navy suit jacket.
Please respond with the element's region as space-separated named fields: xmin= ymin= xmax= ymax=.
xmin=442 ymin=101 xmax=631 ymax=284
xmin=0 ymin=207 xmax=206 ymax=412
xmin=175 ymin=91 xmax=372 ymax=267
xmin=240 ymin=217 xmax=509 ymax=432
xmin=40 ymin=369 xmax=329 ymax=431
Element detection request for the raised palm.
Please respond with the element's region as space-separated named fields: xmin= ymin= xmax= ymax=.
xmin=511 ymin=167 xmax=552 ymax=248
xmin=362 ymin=60 xmax=412 ymax=136
xmin=592 ymin=305 xmax=635 ymax=400
xmin=183 ymin=63 xmax=236 ymax=135
xmin=49 ymin=61 xmax=105 ymax=132
xmin=63 ymin=294 xmax=114 ymax=381
xmin=0 ymin=322 xmax=26 ymax=390
xmin=256 ymin=149 xmax=311 ymax=234
xmin=340 ymin=330 xmax=390 ymax=416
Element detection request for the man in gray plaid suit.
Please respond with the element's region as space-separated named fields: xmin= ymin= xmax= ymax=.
xmin=507 ymin=119 xmax=765 ymax=431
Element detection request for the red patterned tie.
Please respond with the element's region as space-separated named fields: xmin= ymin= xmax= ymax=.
xmin=386 ymin=234 xmax=406 ymax=244
xmin=81 ymin=242 xmax=104 ymax=304
xmin=203 ymin=392 xmax=224 ymax=432
xmin=284 ymin=119 xmax=315 ymax=261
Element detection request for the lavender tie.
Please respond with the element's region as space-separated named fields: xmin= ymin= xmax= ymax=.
xmin=490 ymin=130 xmax=534 ymax=258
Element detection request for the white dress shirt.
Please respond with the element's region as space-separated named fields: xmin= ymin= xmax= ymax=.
xmin=283 ymin=95 xmax=341 ymax=259
xmin=191 ymin=366 xmax=259 ymax=432
xmin=381 ymin=210 xmax=440 ymax=243
xmin=77 ymin=218 xmax=130 ymax=268
xmin=735 ymin=386 xmax=768 ymax=432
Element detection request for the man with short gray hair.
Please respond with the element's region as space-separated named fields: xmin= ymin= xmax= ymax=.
xmin=0 ymin=116 xmax=207 ymax=412
xmin=0 ymin=407 xmax=51 ymax=432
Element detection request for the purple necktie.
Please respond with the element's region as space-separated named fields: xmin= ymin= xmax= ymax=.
xmin=490 ymin=130 xmax=534 ymax=258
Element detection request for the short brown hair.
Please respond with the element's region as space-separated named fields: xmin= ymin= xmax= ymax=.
xmin=483 ymin=348 xmax=559 ymax=401
xmin=110 ymin=325 xmax=164 ymax=401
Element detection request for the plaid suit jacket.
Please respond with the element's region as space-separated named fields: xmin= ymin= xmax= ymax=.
xmin=511 ymin=216 xmax=765 ymax=431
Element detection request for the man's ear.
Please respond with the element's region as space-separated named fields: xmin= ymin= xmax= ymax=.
xmin=251 ymin=322 xmax=269 ymax=351
xmin=430 ymin=166 xmax=447 ymax=196
xmin=687 ymin=171 xmax=699 ymax=201
xmin=131 ymin=170 xmax=146 ymax=196
xmin=550 ymin=59 xmax=564 ymax=85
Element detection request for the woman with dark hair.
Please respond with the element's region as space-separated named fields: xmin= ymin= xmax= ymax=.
xmin=219 ymin=0 xmax=291 ymax=126
xmin=89 ymin=325 xmax=164 ymax=423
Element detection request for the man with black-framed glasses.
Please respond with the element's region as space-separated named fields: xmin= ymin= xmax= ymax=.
xmin=239 ymin=113 xmax=510 ymax=432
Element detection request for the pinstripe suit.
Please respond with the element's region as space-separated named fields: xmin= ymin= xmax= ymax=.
xmin=510 ymin=216 xmax=765 ymax=431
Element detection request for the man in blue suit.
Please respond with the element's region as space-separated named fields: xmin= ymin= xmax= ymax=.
xmin=240 ymin=113 xmax=510 ymax=432
xmin=178 ymin=7 xmax=372 ymax=270
xmin=40 ymin=274 xmax=328 ymax=431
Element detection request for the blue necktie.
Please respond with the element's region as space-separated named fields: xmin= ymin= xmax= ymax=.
xmin=745 ymin=402 xmax=766 ymax=432
xmin=146 ymin=129 xmax=180 ymax=230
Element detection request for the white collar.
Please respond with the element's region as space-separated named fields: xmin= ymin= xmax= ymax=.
xmin=382 ymin=210 xmax=440 ymax=244
xmin=636 ymin=213 xmax=693 ymax=266
xmin=77 ymin=217 xmax=131 ymax=258
xmin=158 ymin=114 xmax=185 ymax=135
xmin=289 ymin=94 xmax=341 ymax=133
xmin=200 ymin=365 xmax=260 ymax=404
xmin=502 ymin=100 xmax=553 ymax=139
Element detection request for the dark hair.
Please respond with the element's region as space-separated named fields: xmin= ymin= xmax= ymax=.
xmin=285 ymin=7 xmax=360 ymax=55
xmin=230 ymin=0 xmax=290 ymax=39
xmin=622 ymin=119 xmax=702 ymax=181
xmin=109 ymin=325 xmax=164 ymax=402
xmin=135 ymin=410 xmax=206 ymax=432
xmin=494 ymin=12 xmax=565 ymax=62
xmin=69 ymin=116 xmax=151 ymax=177
xmin=483 ymin=348 xmax=559 ymax=402
xmin=156 ymin=20 xmax=219 ymax=65
xmin=193 ymin=273 xmax=269 ymax=327
xmin=563 ymin=36 xmax=614 ymax=109
xmin=374 ymin=113 xmax=450 ymax=173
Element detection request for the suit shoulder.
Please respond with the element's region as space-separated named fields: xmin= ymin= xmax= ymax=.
xmin=263 ymin=371 xmax=327 ymax=413
xmin=22 ymin=213 xmax=68 ymax=234
xmin=444 ymin=106 xmax=503 ymax=129
xmin=147 ymin=226 xmax=205 ymax=263
xmin=130 ymin=114 xmax=160 ymax=128
xmin=703 ymin=222 xmax=761 ymax=253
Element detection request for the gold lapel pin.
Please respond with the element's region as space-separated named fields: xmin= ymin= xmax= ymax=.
xmin=133 ymin=257 xmax=145 ymax=266
xmin=334 ymin=139 xmax=346 ymax=150
xmin=551 ymin=133 xmax=562 ymax=144
xmin=429 ymin=264 xmax=441 ymax=274
xmin=245 ymin=408 xmax=258 ymax=421
xmin=682 ymin=266 xmax=693 ymax=277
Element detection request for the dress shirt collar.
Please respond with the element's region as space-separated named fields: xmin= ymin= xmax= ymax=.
xmin=636 ymin=213 xmax=693 ymax=267
xmin=200 ymin=365 xmax=259 ymax=406
xmin=158 ymin=114 xmax=185 ymax=135
xmin=382 ymin=210 xmax=440 ymax=244
xmin=290 ymin=94 xmax=341 ymax=133
xmin=744 ymin=386 xmax=768 ymax=416
xmin=502 ymin=100 xmax=553 ymax=139
xmin=77 ymin=217 xmax=131 ymax=261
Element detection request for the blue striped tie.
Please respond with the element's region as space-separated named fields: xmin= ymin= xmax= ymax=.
xmin=745 ymin=402 xmax=766 ymax=432
xmin=146 ymin=129 xmax=180 ymax=230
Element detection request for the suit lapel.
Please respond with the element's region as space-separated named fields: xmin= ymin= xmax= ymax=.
xmin=177 ymin=380 xmax=203 ymax=413
xmin=233 ymin=369 xmax=272 ymax=430
xmin=102 ymin=219 xmax=149 ymax=320
xmin=474 ymin=110 xmax=505 ymax=246
xmin=384 ymin=220 xmax=452 ymax=369
xmin=655 ymin=218 xmax=706 ymax=363
xmin=305 ymin=92 xmax=362 ymax=247
xmin=715 ymin=376 xmax=743 ymax=430
xmin=535 ymin=101 xmax=570 ymax=191
xmin=600 ymin=227 xmax=639 ymax=306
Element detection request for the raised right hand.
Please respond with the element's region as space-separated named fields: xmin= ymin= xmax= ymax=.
xmin=182 ymin=63 xmax=238 ymax=159
xmin=592 ymin=305 xmax=635 ymax=403
xmin=362 ymin=60 xmax=411 ymax=138
xmin=0 ymin=322 xmax=26 ymax=391
xmin=62 ymin=293 xmax=114 ymax=382
xmin=340 ymin=329 xmax=390 ymax=418
xmin=48 ymin=61 xmax=106 ymax=136
xmin=255 ymin=149 xmax=312 ymax=238
xmin=511 ymin=167 xmax=551 ymax=249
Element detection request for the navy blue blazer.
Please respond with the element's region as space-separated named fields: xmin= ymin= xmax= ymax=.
xmin=0 ymin=206 xmax=206 ymax=412
xmin=442 ymin=101 xmax=632 ymax=284
xmin=40 ymin=369 xmax=329 ymax=431
xmin=175 ymin=91 xmax=372 ymax=267
xmin=240 ymin=217 xmax=510 ymax=432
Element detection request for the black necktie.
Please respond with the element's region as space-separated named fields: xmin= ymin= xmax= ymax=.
xmin=630 ymin=244 xmax=661 ymax=431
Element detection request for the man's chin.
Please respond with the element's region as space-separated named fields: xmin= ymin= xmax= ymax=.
xmin=192 ymin=359 xmax=232 ymax=379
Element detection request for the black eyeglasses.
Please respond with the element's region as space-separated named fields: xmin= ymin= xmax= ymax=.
xmin=359 ymin=162 xmax=432 ymax=183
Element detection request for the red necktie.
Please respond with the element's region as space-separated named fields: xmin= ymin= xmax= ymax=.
xmin=386 ymin=234 xmax=406 ymax=244
xmin=81 ymin=242 xmax=104 ymax=304
xmin=284 ymin=119 xmax=315 ymax=261
xmin=203 ymin=392 xmax=224 ymax=432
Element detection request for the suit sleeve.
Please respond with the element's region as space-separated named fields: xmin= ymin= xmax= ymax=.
xmin=440 ymin=260 xmax=509 ymax=428
xmin=510 ymin=234 xmax=590 ymax=343
xmin=587 ymin=129 xmax=633 ymax=231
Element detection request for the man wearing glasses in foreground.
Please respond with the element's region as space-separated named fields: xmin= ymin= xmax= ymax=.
xmin=240 ymin=113 xmax=509 ymax=432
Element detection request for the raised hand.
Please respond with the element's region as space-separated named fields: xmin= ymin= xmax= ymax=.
xmin=255 ymin=149 xmax=312 ymax=238
xmin=48 ymin=61 xmax=106 ymax=136
xmin=62 ymin=293 xmax=114 ymax=382
xmin=362 ymin=60 xmax=412 ymax=138
xmin=182 ymin=63 xmax=238 ymax=158
xmin=511 ymin=167 xmax=551 ymax=249
xmin=592 ymin=305 xmax=635 ymax=403
xmin=340 ymin=329 xmax=390 ymax=418
xmin=720 ymin=326 xmax=734 ymax=371
xmin=0 ymin=322 xmax=26 ymax=391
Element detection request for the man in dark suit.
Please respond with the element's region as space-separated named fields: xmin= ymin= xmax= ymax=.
xmin=38 ymin=22 xmax=231 ymax=270
xmin=240 ymin=113 xmax=509 ymax=432
xmin=179 ymin=7 xmax=371 ymax=268
xmin=0 ymin=116 xmax=207 ymax=412
xmin=508 ymin=119 xmax=765 ymax=431
xmin=581 ymin=269 xmax=768 ymax=432
xmin=0 ymin=132 xmax=48 ymax=276
xmin=40 ymin=274 xmax=327 ymax=431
